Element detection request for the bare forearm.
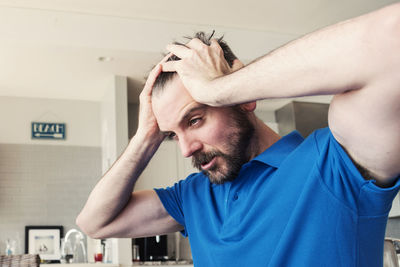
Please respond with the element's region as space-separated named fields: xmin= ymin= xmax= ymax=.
xmin=76 ymin=133 xmax=163 ymax=236
xmin=216 ymin=3 xmax=400 ymax=105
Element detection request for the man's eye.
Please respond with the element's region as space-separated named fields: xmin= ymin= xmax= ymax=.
xmin=166 ymin=132 xmax=177 ymax=140
xmin=189 ymin=118 xmax=201 ymax=126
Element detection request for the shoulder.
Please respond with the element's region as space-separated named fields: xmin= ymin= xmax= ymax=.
xmin=160 ymin=171 xmax=209 ymax=195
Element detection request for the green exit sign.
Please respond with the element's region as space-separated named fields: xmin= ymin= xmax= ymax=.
xmin=32 ymin=122 xmax=66 ymax=140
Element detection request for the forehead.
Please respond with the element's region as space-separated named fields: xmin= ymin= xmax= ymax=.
xmin=152 ymin=76 xmax=199 ymax=131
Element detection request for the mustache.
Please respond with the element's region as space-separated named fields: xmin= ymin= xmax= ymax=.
xmin=192 ymin=150 xmax=224 ymax=170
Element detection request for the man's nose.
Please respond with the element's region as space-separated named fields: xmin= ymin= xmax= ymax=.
xmin=178 ymin=135 xmax=202 ymax=158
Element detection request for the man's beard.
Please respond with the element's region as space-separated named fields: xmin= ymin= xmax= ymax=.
xmin=191 ymin=108 xmax=255 ymax=184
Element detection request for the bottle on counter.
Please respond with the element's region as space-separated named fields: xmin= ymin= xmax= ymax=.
xmin=94 ymin=239 xmax=103 ymax=263
xmin=132 ymin=245 xmax=140 ymax=262
xmin=103 ymin=239 xmax=113 ymax=263
xmin=5 ymin=239 xmax=15 ymax=255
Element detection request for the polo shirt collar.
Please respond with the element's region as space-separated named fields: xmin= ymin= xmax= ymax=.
xmin=252 ymin=130 xmax=304 ymax=168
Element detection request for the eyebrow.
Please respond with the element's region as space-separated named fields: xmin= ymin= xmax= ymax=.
xmin=179 ymin=105 xmax=206 ymax=126
xmin=159 ymin=104 xmax=206 ymax=136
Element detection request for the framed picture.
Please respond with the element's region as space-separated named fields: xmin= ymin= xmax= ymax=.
xmin=25 ymin=226 xmax=63 ymax=261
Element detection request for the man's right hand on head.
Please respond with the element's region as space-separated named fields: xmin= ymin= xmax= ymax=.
xmin=77 ymin=57 xmax=181 ymax=239
xmin=136 ymin=63 xmax=165 ymax=143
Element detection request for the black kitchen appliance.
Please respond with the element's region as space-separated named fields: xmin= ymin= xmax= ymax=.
xmin=133 ymin=235 xmax=168 ymax=261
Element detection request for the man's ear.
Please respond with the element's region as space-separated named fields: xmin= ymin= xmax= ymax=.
xmin=239 ymin=101 xmax=257 ymax=112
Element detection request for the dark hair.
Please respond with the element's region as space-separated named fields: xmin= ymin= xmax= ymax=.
xmin=152 ymin=31 xmax=237 ymax=95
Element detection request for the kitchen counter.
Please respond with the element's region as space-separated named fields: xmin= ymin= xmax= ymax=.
xmin=41 ymin=262 xmax=193 ymax=267
xmin=132 ymin=261 xmax=193 ymax=266
xmin=41 ymin=264 xmax=118 ymax=267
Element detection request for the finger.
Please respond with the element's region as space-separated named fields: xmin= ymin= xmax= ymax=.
xmin=186 ymin=38 xmax=206 ymax=50
xmin=166 ymin=44 xmax=191 ymax=59
xmin=209 ymin=39 xmax=225 ymax=59
xmin=161 ymin=61 xmax=179 ymax=72
xmin=231 ymin=59 xmax=244 ymax=72
xmin=152 ymin=53 xmax=174 ymax=75
xmin=160 ymin=52 xmax=173 ymax=64
xmin=209 ymin=39 xmax=222 ymax=50
xmin=142 ymin=64 xmax=162 ymax=96
xmin=144 ymin=53 xmax=171 ymax=90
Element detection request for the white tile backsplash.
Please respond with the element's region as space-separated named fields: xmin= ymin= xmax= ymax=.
xmin=0 ymin=143 xmax=101 ymax=255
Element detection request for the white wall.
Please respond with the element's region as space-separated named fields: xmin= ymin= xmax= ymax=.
xmin=99 ymin=76 xmax=131 ymax=266
xmin=0 ymin=96 xmax=101 ymax=147
xmin=0 ymin=95 xmax=103 ymax=255
xmin=100 ymin=76 xmax=128 ymax=174
xmin=0 ymin=143 xmax=101 ymax=255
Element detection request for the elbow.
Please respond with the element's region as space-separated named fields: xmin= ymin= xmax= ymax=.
xmin=75 ymin=215 xmax=91 ymax=237
xmin=75 ymin=215 xmax=112 ymax=239
xmin=75 ymin=214 xmax=100 ymax=239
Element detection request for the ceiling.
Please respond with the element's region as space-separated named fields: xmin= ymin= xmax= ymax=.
xmin=0 ymin=0 xmax=396 ymax=110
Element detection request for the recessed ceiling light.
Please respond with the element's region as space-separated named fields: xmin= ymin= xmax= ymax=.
xmin=98 ymin=56 xmax=114 ymax=62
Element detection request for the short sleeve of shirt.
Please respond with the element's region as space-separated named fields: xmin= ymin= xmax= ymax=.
xmin=313 ymin=128 xmax=400 ymax=216
xmin=154 ymin=175 xmax=196 ymax=237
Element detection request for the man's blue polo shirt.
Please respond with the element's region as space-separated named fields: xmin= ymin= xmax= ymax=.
xmin=155 ymin=128 xmax=400 ymax=267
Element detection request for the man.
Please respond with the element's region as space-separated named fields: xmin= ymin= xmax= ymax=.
xmin=77 ymin=3 xmax=400 ymax=267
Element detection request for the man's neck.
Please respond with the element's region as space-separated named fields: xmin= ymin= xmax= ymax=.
xmin=248 ymin=117 xmax=281 ymax=160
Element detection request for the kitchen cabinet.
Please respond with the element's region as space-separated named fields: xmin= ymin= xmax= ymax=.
xmin=134 ymin=140 xmax=197 ymax=191
xmin=132 ymin=140 xmax=195 ymax=261
xmin=134 ymin=140 xmax=179 ymax=191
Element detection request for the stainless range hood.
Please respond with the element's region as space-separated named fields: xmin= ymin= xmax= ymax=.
xmin=275 ymin=101 xmax=329 ymax=138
